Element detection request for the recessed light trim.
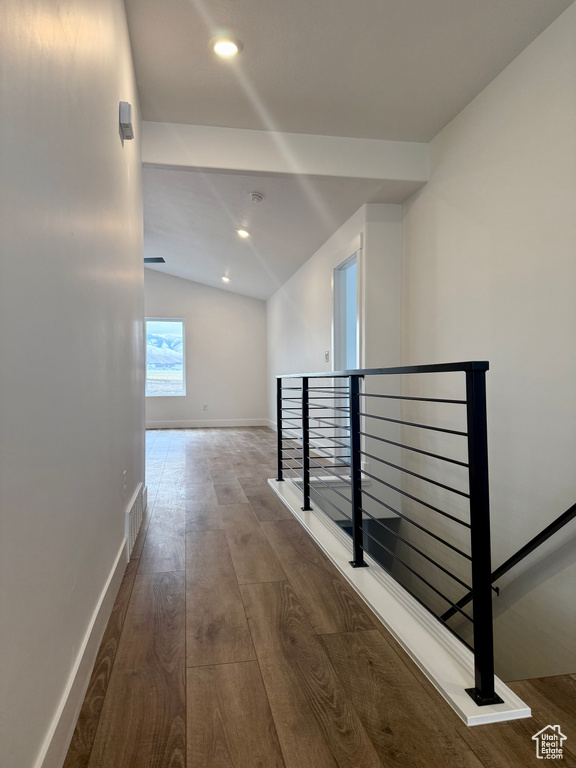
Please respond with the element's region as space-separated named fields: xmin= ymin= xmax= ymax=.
xmin=236 ymin=229 xmax=250 ymax=238
xmin=212 ymin=38 xmax=242 ymax=57
xmin=221 ymin=275 xmax=231 ymax=283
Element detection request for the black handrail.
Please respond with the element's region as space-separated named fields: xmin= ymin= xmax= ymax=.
xmin=276 ymin=360 xmax=503 ymax=707
xmin=441 ymin=502 xmax=576 ymax=622
xmin=280 ymin=360 xmax=489 ymax=378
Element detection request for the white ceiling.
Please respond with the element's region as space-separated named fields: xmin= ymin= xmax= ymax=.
xmin=143 ymin=166 xmax=420 ymax=300
xmin=126 ymin=0 xmax=572 ymax=142
xmin=130 ymin=0 xmax=574 ymax=300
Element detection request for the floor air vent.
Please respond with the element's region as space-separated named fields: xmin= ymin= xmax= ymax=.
xmin=125 ymin=483 xmax=144 ymax=560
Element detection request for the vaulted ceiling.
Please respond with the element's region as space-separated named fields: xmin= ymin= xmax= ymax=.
xmin=126 ymin=0 xmax=574 ymax=298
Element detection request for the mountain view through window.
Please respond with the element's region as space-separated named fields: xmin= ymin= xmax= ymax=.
xmin=145 ymin=319 xmax=185 ymax=396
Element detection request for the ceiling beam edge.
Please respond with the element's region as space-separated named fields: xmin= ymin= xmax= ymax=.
xmin=142 ymin=122 xmax=429 ymax=183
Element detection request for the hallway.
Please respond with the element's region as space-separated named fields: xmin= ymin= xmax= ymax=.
xmin=65 ymin=428 xmax=576 ymax=768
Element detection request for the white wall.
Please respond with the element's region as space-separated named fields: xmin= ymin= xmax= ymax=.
xmin=0 ymin=1 xmax=144 ymax=766
xmin=401 ymin=3 xmax=576 ymax=679
xmin=266 ymin=203 xmax=402 ymax=424
xmin=145 ymin=269 xmax=267 ymax=428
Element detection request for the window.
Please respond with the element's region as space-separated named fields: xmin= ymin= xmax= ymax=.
xmin=145 ymin=318 xmax=185 ymax=396
xmin=334 ymin=254 xmax=358 ymax=370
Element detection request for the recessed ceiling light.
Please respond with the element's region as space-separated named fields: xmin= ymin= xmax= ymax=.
xmin=221 ymin=275 xmax=231 ymax=283
xmin=236 ymin=229 xmax=250 ymax=238
xmin=213 ymin=39 xmax=241 ymax=57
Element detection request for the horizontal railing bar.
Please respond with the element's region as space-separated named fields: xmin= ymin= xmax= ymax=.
xmin=283 ymin=452 xmax=304 ymax=459
xmin=308 ymin=447 xmax=350 ymax=462
xmin=360 ymin=469 xmax=471 ymax=528
xmin=282 ymin=404 xmax=351 ymax=412
xmin=284 ymin=395 xmax=349 ymax=401
xmin=282 ymin=457 xmax=303 ymax=469
xmin=308 ymin=485 xmax=352 ymax=522
xmin=280 ymin=465 xmax=301 ymax=478
xmin=279 ymin=361 xmax=489 ymax=379
xmin=359 ymin=431 xmax=469 ymax=468
xmin=280 ymin=387 xmax=303 ymax=390
xmin=360 ymin=392 xmax=467 ymax=405
xmin=308 ymin=449 xmax=350 ymax=460
xmin=309 ymin=457 xmax=350 ymax=469
xmin=282 ymin=419 xmax=302 ymax=432
xmin=309 ymin=404 xmax=351 ymax=412
xmin=281 ymin=438 xmax=302 ymax=447
xmin=308 ymin=457 xmax=352 ymax=485
xmin=312 ymin=415 xmax=350 ymax=422
xmin=308 ymin=431 xmax=351 ymax=450
xmin=280 ymin=400 xmax=350 ymax=418
xmin=302 ymin=426 xmax=349 ymax=431
xmin=281 ymin=429 xmax=302 ymax=439
xmin=360 ymin=486 xmax=471 ymax=560
xmin=357 ymin=526 xmax=474 ymax=622
xmin=308 ymin=437 xmax=347 ymax=449
xmin=281 ymin=468 xmax=303 ymax=479
xmin=282 ymin=408 xmax=307 ymax=417
xmin=359 ymin=508 xmax=472 ymax=591
xmin=360 ymin=411 xmax=467 ymax=437
xmin=306 ymin=470 xmax=353 ymax=505
xmin=281 ymin=419 xmax=302 ymax=428
xmin=360 ymin=451 xmax=470 ymax=499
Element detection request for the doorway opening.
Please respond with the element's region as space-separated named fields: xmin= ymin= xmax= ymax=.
xmin=334 ymin=254 xmax=358 ymax=371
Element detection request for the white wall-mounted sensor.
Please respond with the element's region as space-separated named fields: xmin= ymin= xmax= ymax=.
xmin=119 ymin=101 xmax=134 ymax=141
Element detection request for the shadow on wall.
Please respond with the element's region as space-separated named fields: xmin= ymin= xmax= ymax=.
xmin=492 ymin=528 xmax=576 ymax=680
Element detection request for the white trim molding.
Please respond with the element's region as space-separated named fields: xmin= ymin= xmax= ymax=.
xmin=267 ymin=477 xmax=531 ymax=727
xmin=35 ymin=539 xmax=128 ymax=768
xmin=146 ymin=418 xmax=267 ymax=429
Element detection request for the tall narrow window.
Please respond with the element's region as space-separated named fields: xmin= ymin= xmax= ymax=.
xmin=334 ymin=254 xmax=358 ymax=370
xmin=145 ymin=318 xmax=186 ymax=396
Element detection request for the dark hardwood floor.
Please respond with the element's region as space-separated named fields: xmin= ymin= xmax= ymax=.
xmin=64 ymin=427 xmax=576 ymax=768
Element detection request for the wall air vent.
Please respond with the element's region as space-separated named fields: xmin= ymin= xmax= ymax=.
xmin=125 ymin=483 xmax=145 ymax=560
xmin=144 ymin=257 xmax=165 ymax=263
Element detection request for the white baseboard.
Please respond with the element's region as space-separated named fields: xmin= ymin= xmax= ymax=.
xmin=267 ymin=477 xmax=531 ymax=727
xmin=35 ymin=539 xmax=128 ymax=768
xmin=146 ymin=418 xmax=267 ymax=429
xmin=266 ymin=419 xmax=277 ymax=431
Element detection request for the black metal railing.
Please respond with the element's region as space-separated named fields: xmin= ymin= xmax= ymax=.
xmin=441 ymin=501 xmax=576 ymax=622
xmin=276 ymin=361 xmax=503 ymax=707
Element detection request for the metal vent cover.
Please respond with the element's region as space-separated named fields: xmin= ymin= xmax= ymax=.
xmin=126 ymin=485 xmax=144 ymax=559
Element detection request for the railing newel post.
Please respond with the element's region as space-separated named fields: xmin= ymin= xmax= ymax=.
xmin=301 ymin=377 xmax=312 ymax=511
xmin=276 ymin=377 xmax=284 ymax=482
xmin=349 ymin=374 xmax=367 ymax=568
xmin=465 ymin=368 xmax=502 ymax=706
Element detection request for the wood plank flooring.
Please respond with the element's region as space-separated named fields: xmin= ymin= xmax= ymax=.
xmin=65 ymin=427 xmax=576 ymax=768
